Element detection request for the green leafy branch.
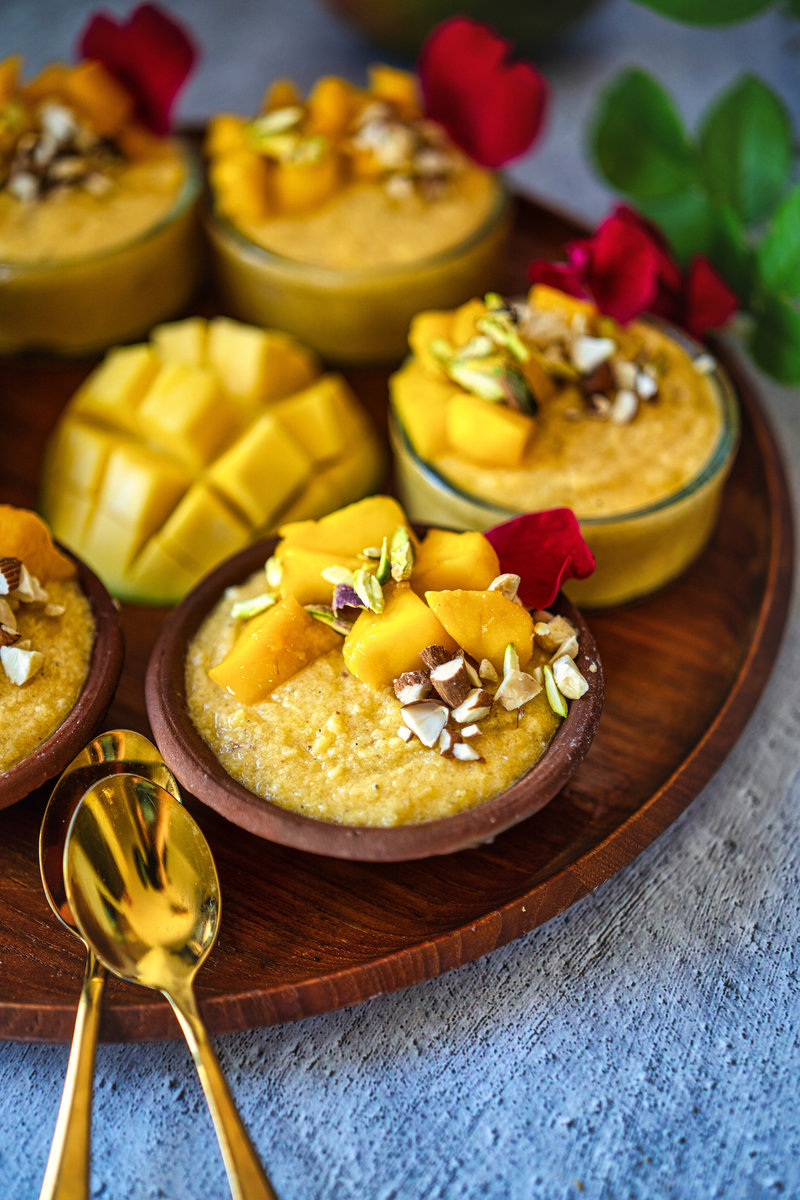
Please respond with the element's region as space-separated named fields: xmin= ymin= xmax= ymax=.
xmin=589 ymin=70 xmax=800 ymax=382
xmin=629 ymin=0 xmax=799 ymax=24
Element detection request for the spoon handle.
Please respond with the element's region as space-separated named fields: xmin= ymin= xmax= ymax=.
xmin=167 ymin=985 xmax=278 ymax=1200
xmin=39 ymin=951 xmax=106 ymax=1200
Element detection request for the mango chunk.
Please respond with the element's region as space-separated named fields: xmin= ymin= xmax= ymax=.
xmin=279 ymin=494 xmax=411 ymax=557
xmin=151 ymin=318 xmax=208 ymax=366
xmin=271 ymin=150 xmax=341 ymax=216
xmin=451 ymin=298 xmax=488 ymax=348
xmin=210 ymin=596 xmax=340 ymax=704
xmin=205 ymin=114 xmax=251 ymax=157
xmin=72 ymin=344 xmax=160 ymax=432
xmin=446 ymin=393 xmax=533 ymax=468
xmin=367 ymin=65 xmax=420 ymax=119
xmin=261 ymin=78 xmax=302 ymax=113
xmin=154 ymin=484 xmax=251 ymax=580
xmin=390 ymin=361 xmax=454 ymax=460
xmin=209 ymin=414 xmax=312 ymax=528
xmin=270 ymin=374 xmax=352 ymax=462
xmin=425 ymin=590 xmax=534 ymax=673
xmin=209 ymin=151 xmax=272 ymax=224
xmin=0 ymin=505 xmax=75 ymax=582
xmin=207 ymin=318 xmax=318 ymax=404
xmin=528 ymin=284 xmax=596 ymax=323
xmin=0 ymin=56 xmax=21 ymax=107
xmin=138 ymin=362 xmax=234 ymax=469
xmin=407 ymin=310 xmax=453 ymax=380
xmin=411 ymin=530 xmax=499 ymax=595
xmin=278 ymin=544 xmax=362 ymax=606
xmin=306 ymin=76 xmax=357 ymax=137
xmin=343 ymin=583 xmax=457 ymax=688
xmin=41 ymin=420 xmax=112 ymax=502
xmin=62 ymin=60 xmax=134 ymax=136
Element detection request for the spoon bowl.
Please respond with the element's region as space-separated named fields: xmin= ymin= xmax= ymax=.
xmin=64 ymin=776 xmax=277 ymax=1200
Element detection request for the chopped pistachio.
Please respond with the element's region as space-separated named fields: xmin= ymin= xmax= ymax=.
xmin=503 ymin=643 xmax=520 ymax=675
xmin=352 ymin=567 xmax=384 ymax=614
xmin=389 ymin=526 xmax=415 ymax=582
xmin=304 ymin=605 xmax=352 ymax=635
xmin=321 ymin=565 xmax=355 ymax=587
xmin=477 ymin=313 xmax=531 ymax=363
xmin=453 ymin=335 xmax=495 ymax=360
xmin=264 ymin=556 xmax=282 ymax=590
xmin=429 ymin=336 xmax=455 ymax=362
xmin=543 ymin=663 xmax=568 ymax=718
xmin=230 ymin=593 xmax=276 ymax=620
xmin=250 ymin=106 xmax=304 ymax=138
xmin=375 ymin=537 xmax=391 ymax=585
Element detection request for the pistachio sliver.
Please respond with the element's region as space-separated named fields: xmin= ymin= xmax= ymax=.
xmin=389 ymin=527 xmax=415 ymax=582
xmin=446 ymin=359 xmax=507 ymax=401
xmin=304 ymin=605 xmax=353 ymax=635
xmin=375 ymin=537 xmax=391 ymax=585
xmin=230 ymin=593 xmax=276 ymax=620
xmin=264 ymin=556 xmax=282 ymax=590
xmin=321 ymin=565 xmax=355 ymax=587
xmin=543 ymin=663 xmax=568 ymax=718
xmin=477 ymin=313 xmax=531 ymax=363
xmin=352 ymin=567 xmax=384 ymax=614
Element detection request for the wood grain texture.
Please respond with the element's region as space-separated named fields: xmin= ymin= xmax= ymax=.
xmin=0 ymin=194 xmax=793 ymax=1043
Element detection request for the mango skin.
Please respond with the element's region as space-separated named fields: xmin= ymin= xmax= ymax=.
xmin=424 ymin=589 xmax=534 ymax=673
xmin=343 ymin=582 xmax=457 ymax=688
xmin=209 ymin=596 xmax=340 ymax=704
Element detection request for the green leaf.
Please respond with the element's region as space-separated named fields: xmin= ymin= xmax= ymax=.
xmin=630 ymin=0 xmax=775 ymax=23
xmin=636 ymin=188 xmax=716 ymax=263
xmin=757 ymin=183 xmax=800 ymax=297
xmin=590 ymin=69 xmax=697 ymax=200
xmin=750 ymin=294 xmax=800 ymax=383
xmin=698 ymin=75 xmax=793 ymax=225
xmin=709 ymin=206 xmax=755 ymax=301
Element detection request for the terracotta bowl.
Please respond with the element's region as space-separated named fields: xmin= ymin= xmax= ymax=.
xmin=145 ymin=535 xmax=604 ymax=861
xmin=0 ymin=551 xmax=124 ymax=810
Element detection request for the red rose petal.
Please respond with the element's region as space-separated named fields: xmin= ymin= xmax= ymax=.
xmin=78 ymin=4 xmax=197 ymax=134
xmin=419 ymin=17 xmax=547 ymax=169
xmin=485 ymin=509 xmax=595 ymax=610
xmin=569 ymin=213 xmax=662 ymax=325
xmin=527 ymin=260 xmax=588 ymax=299
xmin=682 ymin=257 xmax=738 ymax=338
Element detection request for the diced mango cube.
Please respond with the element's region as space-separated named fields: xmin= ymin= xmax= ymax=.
xmin=271 ymin=374 xmax=353 ymax=462
xmin=151 ymin=317 xmax=208 ymax=366
xmin=306 ymin=76 xmax=356 ymax=137
xmin=21 ymin=62 xmax=69 ymax=105
xmin=278 ymin=544 xmax=362 ymax=606
xmin=446 ymin=393 xmax=533 ymax=467
xmin=425 ymin=589 xmax=534 ymax=673
xmin=208 ymin=414 xmax=311 ymax=528
xmin=367 ymin=65 xmax=420 ymax=119
xmin=451 ymin=298 xmax=487 ymax=348
xmin=408 ymin=310 xmax=453 ymax=379
xmin=127 ymin=537 xmax=207 ymax=607
xmin=0 ymin=56 xmax=21 ymax=106
xmin=207 ymin=318 xmax=317 ymax=404
xmin=209 ymin=596 xmax=340 ymax=704
xmin=272 ymin=150 xmax=341 ymax=216
xmin=137 ymin=362 xmax=234 ymax=469
xmin=260 ymin=78 xmax=302 ymax=113
xmin=390 ymin=361 xmax=453 ymax=459
xmin=71 ymin=344 xmax=160 ymax=432
xmin=411 ymin=530 xmax=499 ymax=595
xmin=155 ymin=483 xmax=251 ymax=577
xmin=41 ymin=420 xmax=112 ymax=500
xmin=528 ymin=284 xmax=596 ymax=322
xmin=62 ymin=60 xmax=134 ymax=136
xmin=209 ymin=151 xmax=272 ymax=223
xmin=205 ymin=114 xmax=251 ymax=157
xmin=279 ymin=494 xmax=410 ymax=557
xmin=343 ymin=583 xmax=457 ymax=688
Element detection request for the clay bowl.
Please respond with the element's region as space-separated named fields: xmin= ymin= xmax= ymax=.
xmin=146 ymin=534 xmax=603 ymax=861
xmin=0 ymin=551 xmax=124 ymax=810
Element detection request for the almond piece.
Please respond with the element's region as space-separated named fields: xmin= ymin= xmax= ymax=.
xmin=393 ymin=670 xmax=431 ymax=704
xmin=430 ymin=657 xmax=471 ymax=708
xmin=0 ymin=623 xmax=20 ymax=647
xmin=0 ymin=558 xmax=22 ymax=595
xmin=495 ymin=669 xmax=541 ymax=711
xmin=1 ymin=644 xmax=44 ymax=685
xmin=552 ymin=654 xmax=589 ymax=699
xmin=420 ymin=644 xmax=455 ymax=670
xmin=450 ymin=688 xmax=493 ymax=724
xmin=453 ymin=743 xmax=482 ymax=762
xmin=400 ymin=700 xmax=449 ymax=747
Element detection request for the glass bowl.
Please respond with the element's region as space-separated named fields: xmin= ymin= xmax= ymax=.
xmin=390 ymin=334 xmax=740 ymax=609
xmin=204 ymin=177 xmax=511 ymax=365
xmin=0 ymin=143 xmax=202 ymax=356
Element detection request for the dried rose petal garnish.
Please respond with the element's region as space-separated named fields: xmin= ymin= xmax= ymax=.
xmin=418 ymin=17 xmax=547 ymax=169
xmin=77 ymin=3 xmax=197 ymax=135
xmin=485 ymin=509 xmax=595 ymax=609
xmin=529 ymin=204 xmax=737 ymax=337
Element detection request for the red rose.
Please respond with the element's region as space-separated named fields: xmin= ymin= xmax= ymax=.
xmin=485 ymin=509 xmax=595 ymax=610
xmin=419 ymin=17 xmax=547 ymax=169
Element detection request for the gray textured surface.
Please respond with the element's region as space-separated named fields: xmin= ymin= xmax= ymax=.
xmin=1 ymin=2 xmax=799 ymax=1197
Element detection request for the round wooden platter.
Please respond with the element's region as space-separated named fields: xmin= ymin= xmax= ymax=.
xmin=0 ymin=194 xmax=793 ymax=1043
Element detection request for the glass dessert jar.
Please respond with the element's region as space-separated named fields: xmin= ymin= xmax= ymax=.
xmin=389 ymin=288 xmax=740 ymax=608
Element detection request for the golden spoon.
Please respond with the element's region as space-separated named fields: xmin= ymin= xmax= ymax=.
xmin=63 ymin=775 xmax=277 ymax=1200
xmin=38 ymin=730 xmax=181 ymax=1200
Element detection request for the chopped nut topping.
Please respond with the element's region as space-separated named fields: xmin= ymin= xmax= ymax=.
xmin=608 ymin=389 xmax=639 ymax=425
xmin=478 ymin=658 xmax=499 ymax=683
xmin=0 ymin=557 xmax=22 ymax=595
xmin=400 ymin=700 xmax=449 ymax=747
xmin=552 ymin=654 xmax=589 ymax=699
xmin=0 ymin=623 xmax=20 ymax=647
xmin=14 ymin=564 xmax=48 ymax=604
xmin=420 ymin=644 xmax=455 ymax=670
xmin=693 ymin=354 xmax=717 ymax=375
xmin=533 ymin=614 xmax=577 ymax=654
xmin=1 ymin=644 xmax=44 ymax=686
xmin=495 ymin=668 xmax=541 ymax=711
xmin=429 ymin=657 xmax=471 ymax=708
xmin=488 ymin=573 xmax=522 ymax=603
xmin=571 ymin=335 xmax=616 ymax=375
xmin=460 ymin=723 xmax=481 ymax=739
xmin=450 ymin=688 xmax=493 ymax=724
xmin=437 ymin=727 xmax=455 ymax=756
xmin=393 ymin=670 xmax=431 ymax=705
xmin=453 ymin=742 xmax=482 ymax=762
xmin=397 ymin=725 xmax=413 ymax=743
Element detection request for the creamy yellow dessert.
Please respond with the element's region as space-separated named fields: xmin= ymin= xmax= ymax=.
xmin=186 ymin=495 xmax=591 ymax=827
xmin=0 ymin=56 xmax=199 ymax=353
xmin=390 ymin=286 xmax=739 ymax=607
xmin=204 ymin=67 xmax=509 ymax=362
xmin=0 ymin=507 xmax=93 ymax=773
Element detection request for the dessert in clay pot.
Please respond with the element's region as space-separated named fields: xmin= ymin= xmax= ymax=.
xmin=203 ymin=18 xmax=547 ymax=363
xmin=0 ymin=507 xmax=95 ymax=773
xmin=184 ymin=495 xmax=598 ymax=827
xmin=390 ymin=285 xmax=739 ymax=607
xmin=40 ymin=315 xmax=384 ymax=605
xmin=0 ymin=5 xmax=200 ymax=354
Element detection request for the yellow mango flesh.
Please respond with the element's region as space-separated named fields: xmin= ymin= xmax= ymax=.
xmin=446 ymin=393 xmax=533 ymax=467
xmin=0 ymin=505 xmax=75 ymax=582
xmin=389 ymin=361 xmax=454 ymax=459
xmin=343 ymin=583 xmax=457 ymax=688
xmin=411 ymin=530 xmax=499 ymax=595
xmin=424 ymin=590 xmax=534 ymax=673
xmin=210 ymin=596 xmax=340 ymax=704
xmin=62 ymin=60 xmax=134 ymax=136
xmin=279 ymin=494 xmax=411 ymax=557
xmin=271 ymin=151 xmax=341 ymax=216
xmin=41 ymin=318 xmax=382 ymax=604
xmin=367 ymin=65 xmax=420 ymax=118
xmin=209 ymin=151 xmax=272 ymax=223
xmin=305 ymin=76 xmax=356 ymax=137
xmin=278 ymin=545 xmax=362 ymax=606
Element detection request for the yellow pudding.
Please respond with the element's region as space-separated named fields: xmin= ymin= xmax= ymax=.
xmin=40 ymin=316 xmax=384 ymax=605
xmin=0 ymin=57 xmax=200 ymax=353
xmin=184 ymin=495 xmax=590 ymax=827
xmin=205 ymin=68 xmax=510 ymax=362
xmin=0 ymin=508 xmax=93 ymax=772
xmin=390 ymin=286 xmax=739 ymax=607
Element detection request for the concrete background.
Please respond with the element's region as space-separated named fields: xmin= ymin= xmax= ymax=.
xmin=1 ymin=2 xmax=799 ymax=1197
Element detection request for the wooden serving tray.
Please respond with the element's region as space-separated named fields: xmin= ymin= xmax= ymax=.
xmin=0 ymin=195 xmax=793 ymax=1042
